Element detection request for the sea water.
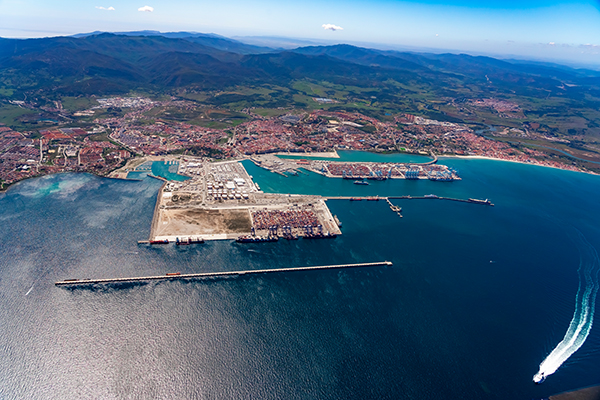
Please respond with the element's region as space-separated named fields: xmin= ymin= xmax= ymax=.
xmin=126 ymin=161 xmax=190 ymax=181
xmin=0 ymin=156 xmax=600 ymax=399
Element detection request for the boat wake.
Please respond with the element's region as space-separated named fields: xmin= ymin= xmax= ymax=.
xmin=533 ymin=230 xmax=600 ymax=384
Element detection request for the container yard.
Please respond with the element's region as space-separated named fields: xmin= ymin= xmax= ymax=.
xmin=250 ymin=154 xmax=460 ymax=181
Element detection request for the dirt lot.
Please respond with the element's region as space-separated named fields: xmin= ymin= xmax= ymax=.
xmin=154 ymin=208 xmax=252 ymax=237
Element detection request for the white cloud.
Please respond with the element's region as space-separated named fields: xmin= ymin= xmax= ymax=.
xmin=322 ymin=24 xmax=343 ymax=31
xmin=138 ymin=5 xmax=154 ymax=12
xmin=95 ymin=6 xmax=115 ymax=10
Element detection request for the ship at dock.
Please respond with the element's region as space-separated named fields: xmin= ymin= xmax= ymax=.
xmin=468 ymin=198 xmax=494 ymax=206
xmin=149 ymin=239 xmax=169 ymax=245
xmin=236 ymin=235 xmax=279 ymax=243
xmin=176 ymin=237 xmax=205 ymax=245
xmin=303 ymin=232 xmax=338 ymax=239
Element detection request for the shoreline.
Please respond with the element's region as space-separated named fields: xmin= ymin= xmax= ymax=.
xmin=439 ymin=155 xmax=597 ymax=175
xmin=0 ymin=169 xmax=148 ymax=194
xmin=1 ymin=151 xmax=597 ymax=194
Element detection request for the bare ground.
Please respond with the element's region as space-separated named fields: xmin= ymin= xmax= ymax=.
xmin=154 ymin=208 xmax=252 ymax=237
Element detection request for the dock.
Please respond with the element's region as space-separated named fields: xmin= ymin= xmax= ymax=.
xmin=55 ymin=261 xmax=393 ymax=286
xmin=324 ymin=195 xmax=494 ymax=206
xmin=385 ymin=198 xmax=403 ymax=217
xmin=388 ymin=195 xmax=494 ymax=206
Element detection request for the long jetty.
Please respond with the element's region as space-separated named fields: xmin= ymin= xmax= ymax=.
xmin=55 ymin=261 xmax=393 ymax=286
xmin=324 ymin=195 xmax=493 ymax=206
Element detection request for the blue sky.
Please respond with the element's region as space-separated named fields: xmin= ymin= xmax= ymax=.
xmin=1 ymin=0 xmax=600 ymax=66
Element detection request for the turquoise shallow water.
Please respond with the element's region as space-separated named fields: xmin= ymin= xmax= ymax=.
xmin=1 ymin=156 xmax=600 ymax=399
xmin=126 ymin=161 xmax=190 ymax=181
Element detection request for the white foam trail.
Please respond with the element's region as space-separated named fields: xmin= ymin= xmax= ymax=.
xmin=533 ymin=231 xmax=600 ymax=383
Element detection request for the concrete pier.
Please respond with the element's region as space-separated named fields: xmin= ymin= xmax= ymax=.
xmin=55 ymin=261 xmax=393 ymax=286
xmin=325 ymin=195 xmax=494 ymax=206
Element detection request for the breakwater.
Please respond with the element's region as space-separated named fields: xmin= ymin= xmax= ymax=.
xmin=55 ymin=261 xmax=393 ymax=286
xmin=390 ymin=195 xmax=494 ymax=206
xmin=324 ymin=195 xmax=494 ymax=206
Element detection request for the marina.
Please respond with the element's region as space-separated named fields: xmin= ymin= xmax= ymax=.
xmin=55 ymin=261 xmax=394 ymax=286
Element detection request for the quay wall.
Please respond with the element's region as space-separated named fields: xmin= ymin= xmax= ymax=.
xmin=149 ymin=180 xmax=167 ymax=240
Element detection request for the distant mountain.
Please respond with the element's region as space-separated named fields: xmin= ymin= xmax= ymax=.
xmin=232 ymin=36 xmax=326 ymax=50
xmin=72 ymin=30 xmax=274 ymax=55
xmin=292 ymin=44 xmax=600 ymax=97
xmin=293 ymin=44 xmax=428 ymax=73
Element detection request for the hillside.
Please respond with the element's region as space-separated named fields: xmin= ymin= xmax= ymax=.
xmin=2 ymin=33 xmax=600 ymax=145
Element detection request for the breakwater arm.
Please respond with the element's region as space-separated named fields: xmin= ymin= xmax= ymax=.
xmin=55 ymin=261 xmax=393 ymax=286
xmin=324 ymin=196 xmax=493 ymax=206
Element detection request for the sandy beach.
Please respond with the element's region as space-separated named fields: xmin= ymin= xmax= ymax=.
xmin=439 ymin=155 xmax=593 ymax=174
xmin=276 ymin=150 xmax=340 ymax=158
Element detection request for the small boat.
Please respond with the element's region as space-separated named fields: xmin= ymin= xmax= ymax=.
xmin=353 ymin=180 xmax=369 ymax=185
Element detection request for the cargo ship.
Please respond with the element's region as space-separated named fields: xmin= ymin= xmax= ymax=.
xmin=334 ymin=215 xmax=342 ymax=227
xmin=303 ymin=232 xmax=338 ymax=239
xmin=149 ymin=239 xmax=169 ymax=244
xmin=349 ymin=197 xmax=362 ymax=201
xmin=236 ymin=235 xmax=279 ymax=243
xmin=176 ymin=237 xmax=190 ymax=245
xmin=176 ymin=237 xmax=205 ymax=245
xmin=428 ymin=175 xmax=455 ymax=182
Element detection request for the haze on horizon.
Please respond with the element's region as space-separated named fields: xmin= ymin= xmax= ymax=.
xmin=1 ymin=0 xmax=600 ymax=67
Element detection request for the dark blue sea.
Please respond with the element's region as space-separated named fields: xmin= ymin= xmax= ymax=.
xmin=1 ymin=152 xmax=600 ymax=399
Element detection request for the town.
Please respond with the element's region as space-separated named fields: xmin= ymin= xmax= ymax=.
xmin=0 ymin=95 xmax=588 ymax=190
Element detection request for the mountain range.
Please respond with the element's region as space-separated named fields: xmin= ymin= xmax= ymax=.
xmin=1 ymin=31 xmax=600 ymax=104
